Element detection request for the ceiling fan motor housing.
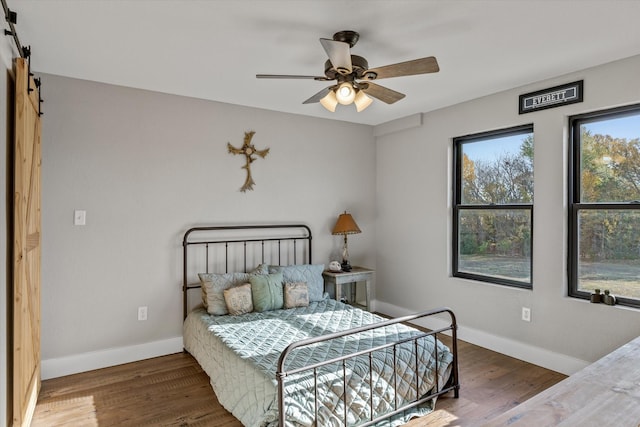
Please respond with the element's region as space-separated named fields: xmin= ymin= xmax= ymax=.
xmin=333 ymin=30 xmax=360 ymax=47
xmin=324 ymin=55 xmax=369 ymax=80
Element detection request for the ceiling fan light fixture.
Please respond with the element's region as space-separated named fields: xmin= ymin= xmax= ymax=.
xmin=354 ymin=90 xmax=373 ymax=112
xmin=258 ymin=31 xmax=440 ymax=114
xmin=336 ymin=82 xmax=356 ymax=105
xmin=319 ymin=89 xmax=338 ymax=112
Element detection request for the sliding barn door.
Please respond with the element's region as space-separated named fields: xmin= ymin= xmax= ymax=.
xmin=12 ymin=57 xmax=42 ymax=427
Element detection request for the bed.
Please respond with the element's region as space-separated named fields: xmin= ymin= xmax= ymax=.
xmin=182 ymin=224 xmax=459 ymax=426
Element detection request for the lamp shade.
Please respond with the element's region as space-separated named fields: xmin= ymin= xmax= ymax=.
xmin=354 ymin=90 xmax=373 ymax=112
xmin=332 ymin=212 xmax=361 ymax=235
xmin=319 ymin=90 xmax=338 ymax=112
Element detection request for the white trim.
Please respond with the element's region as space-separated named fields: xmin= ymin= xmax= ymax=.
xmin=42 ymin=336 xmax=183 ymax=380
xmin=373 ymin=300 xmax=589 ymax=375
xmin=41 ymin=300 xmax=590 ymax=380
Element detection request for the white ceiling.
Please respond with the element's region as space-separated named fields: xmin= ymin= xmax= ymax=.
xmin=9 ymin=0 xmax=640 ymax=126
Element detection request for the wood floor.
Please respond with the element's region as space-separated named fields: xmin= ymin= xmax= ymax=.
xmin=32 ymin=337 xmax=566 ymax=427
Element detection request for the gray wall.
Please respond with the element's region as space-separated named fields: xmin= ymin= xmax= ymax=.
xmin=375 ymin=54 xmax=640 ymax=372
xmin=32 ymin=54 xmax=640 ymax=380
xmin=40 ymin=75 xmax=376 ymax=370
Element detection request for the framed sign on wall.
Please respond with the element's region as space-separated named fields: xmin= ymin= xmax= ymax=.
xmin=519 ymin=80 xmax=583 ymax=114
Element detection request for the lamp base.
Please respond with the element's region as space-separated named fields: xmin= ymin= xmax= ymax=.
xmin=341 ymin=260 xmax=352 ymax=272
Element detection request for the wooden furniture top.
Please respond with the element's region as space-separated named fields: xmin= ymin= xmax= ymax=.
xmin=322 ymin=266 xmax=374 ymax=279
xmin=483 ymin=335 xmax=640 ymax=427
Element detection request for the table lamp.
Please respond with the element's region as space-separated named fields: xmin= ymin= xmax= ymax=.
xmin=331 ymin=211 xmax=361 ymax=272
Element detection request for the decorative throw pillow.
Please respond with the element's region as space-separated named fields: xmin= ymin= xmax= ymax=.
xmin=269 ymin=264 xmax=325 ymax=302
xmin=284 ymin=282 xmax=309 ymax=309
xmin=197 ymin=274 xmax=211 ymax=309
xmin=223 ymin=283 xmax=253 ymax=315
xmin=253 ymin=263 xmax=269 ymax=275
xmin=250 ymin=272 xmax=284 ymax=312
xmin=198 ymin=272 xmax=250 ymax=315
xmin=198 ymin=265 xmax=267 ymax=315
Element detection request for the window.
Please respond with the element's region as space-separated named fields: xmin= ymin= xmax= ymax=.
xmin=453 ymin=125 xmax=534 ymax=288
xmin=569 ymin=104 xmax=640 ymax=308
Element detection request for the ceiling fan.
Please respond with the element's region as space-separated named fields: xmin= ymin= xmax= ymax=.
xmin=256 ymin=30 xmax=439 ymax=112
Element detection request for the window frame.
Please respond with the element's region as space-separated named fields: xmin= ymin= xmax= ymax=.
xmin=568 ymin=103 xmax=640 ymax=309
xmin=452 ymin=124 xmax=534 ymax=289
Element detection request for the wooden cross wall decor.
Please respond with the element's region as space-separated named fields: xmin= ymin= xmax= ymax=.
xmin=227 ymin=131 xmax=270 ymax=192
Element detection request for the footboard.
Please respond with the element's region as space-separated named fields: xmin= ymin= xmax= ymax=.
xmin=183 ymin=224 xmax=459 ymax=426
xmin=277 ymin=307 xmax=459 ymax=426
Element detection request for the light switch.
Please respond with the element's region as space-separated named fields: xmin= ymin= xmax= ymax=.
xmin=74 ymin=210 xmax=86 ymax=226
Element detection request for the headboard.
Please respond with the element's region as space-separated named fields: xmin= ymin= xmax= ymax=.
xmin=182 ymin=224 xmax=313 ymax=319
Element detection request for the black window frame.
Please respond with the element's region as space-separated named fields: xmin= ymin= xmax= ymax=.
xmin=452 ymin=124 xmax=534 ymax=289
xmin=568 ymin=103 xmax=640 ymax=309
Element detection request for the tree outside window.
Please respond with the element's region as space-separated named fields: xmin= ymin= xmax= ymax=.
xmin=570 ymin=105 xmax=640 ymax=308
xmin=453 ymin=125 xmax=534 ymax=288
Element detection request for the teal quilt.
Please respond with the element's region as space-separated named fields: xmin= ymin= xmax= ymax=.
xmin=184 ymin=299 xmax=453 ymax=427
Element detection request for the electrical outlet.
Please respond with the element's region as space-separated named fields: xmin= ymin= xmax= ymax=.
xmin=522 ymin=307 xmax=531 ymax=322
xmin=138 ymin=306 xmax=148 ymax=321
xmin=74 ymin=210 xmax=86 ymax=226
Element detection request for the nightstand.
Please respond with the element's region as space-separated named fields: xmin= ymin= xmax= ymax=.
xmin=322 ymin=266 xmax=374 ymax=311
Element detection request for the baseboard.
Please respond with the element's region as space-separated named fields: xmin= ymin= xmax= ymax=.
xmin=42 ymin=303 xmax=590 ymax=380
xmin=41 ymin=336 xmax=183 ymax=380
xmin=373 ymin=300 xmax=589 ymax=376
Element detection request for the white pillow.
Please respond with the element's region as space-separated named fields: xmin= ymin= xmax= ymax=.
xmin=223 ymin=283 xmax=253 ymax=315
xmin=284 ymin=282 xmax=309 ymax=308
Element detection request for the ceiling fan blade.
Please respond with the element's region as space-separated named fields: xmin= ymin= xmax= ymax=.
xmin=359 ymin=82 xmax=406 ymax=104
xmin=302 ymin=86 xmax=334 ymax=104
xmin=362 ymin=56 xmax=439 ymax=80
xmin=319 ymin=38 xmax=352 ymax=75
xmin=256 ymin=74 xmax=330 ymax=81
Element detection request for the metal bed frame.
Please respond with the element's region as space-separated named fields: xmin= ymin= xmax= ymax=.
xmin=183 ymin=224 xmax=459 ymax=426
xmin=182 ymin=224 xmax=313 ymax=320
